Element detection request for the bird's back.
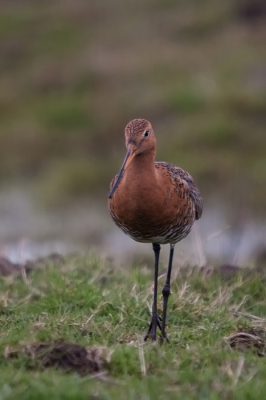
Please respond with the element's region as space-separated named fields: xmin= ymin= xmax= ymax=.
xmin=155 ymin=162 xmax=203 ymax=220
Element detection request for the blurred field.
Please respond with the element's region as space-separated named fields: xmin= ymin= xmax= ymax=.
xmin=1 ymin=3 xmax=266 ymax=399
xmin=1 ymin=255 xmax=266 ymax=399
xmin=0 ymin=0 xmax=265 ymax=213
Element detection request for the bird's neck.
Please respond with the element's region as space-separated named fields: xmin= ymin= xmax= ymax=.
xmin=120 ymin=149 xmax=161 ymax=212
xmin=123 ymin=149 xmax=158 ymax=195
xmin=129 ymin=149 xmax=156 ymax=177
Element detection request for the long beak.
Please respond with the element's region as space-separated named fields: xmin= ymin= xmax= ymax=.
xmin=109 ymin=144 xmax=136 ymax=199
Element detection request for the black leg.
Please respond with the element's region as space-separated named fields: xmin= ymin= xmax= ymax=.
xmin=161 ymin=244 xmax=175 ymax=339
xmin=144 ymin=243 xmax=161 ymax=341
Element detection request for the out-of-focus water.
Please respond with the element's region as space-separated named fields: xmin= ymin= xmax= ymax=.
xmin=0 ymin=188 xmax=265 ymax=266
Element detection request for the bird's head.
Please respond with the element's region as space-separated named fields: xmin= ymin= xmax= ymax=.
xmin=125 ymin=119 xmax=156 ymax=155
xmin=109 ymin=119 xmax=156 ymax=199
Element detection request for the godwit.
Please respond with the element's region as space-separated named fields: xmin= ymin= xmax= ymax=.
xmin=108 ymin=119 xmax=203 ymax=341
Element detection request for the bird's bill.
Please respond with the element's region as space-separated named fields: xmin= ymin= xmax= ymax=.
xmin=108 ymin=144 xmax=136 ymax=199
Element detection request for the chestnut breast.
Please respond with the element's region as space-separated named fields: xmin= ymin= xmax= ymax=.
xmin=109 ymin=162 xmax=195 ymax=240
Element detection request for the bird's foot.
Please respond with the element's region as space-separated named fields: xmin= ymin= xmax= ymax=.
xmin=144 ymin=313 xmax=168 ymax=342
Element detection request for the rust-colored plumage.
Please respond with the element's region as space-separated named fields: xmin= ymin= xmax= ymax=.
xmin=108 ymin=119 xmax=202 ymax=341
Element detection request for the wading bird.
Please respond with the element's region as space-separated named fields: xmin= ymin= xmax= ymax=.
xmin=108 ymin=119 xmax=202 ymax=341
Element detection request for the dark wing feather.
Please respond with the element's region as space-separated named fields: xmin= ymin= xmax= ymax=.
xmin=156 ymin=162 xmax=203 ymax=220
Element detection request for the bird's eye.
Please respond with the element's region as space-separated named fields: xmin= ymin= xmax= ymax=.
xmin=144 ymin=130 xmax=149 ymax=137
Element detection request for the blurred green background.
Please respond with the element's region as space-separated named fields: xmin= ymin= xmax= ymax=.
xmin=0 ymin=0 xmax=266 ymax=261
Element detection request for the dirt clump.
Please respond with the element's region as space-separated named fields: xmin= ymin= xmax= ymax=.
xmin=225 ymin=327 xmax=266 ymax=356
xmin=0 ymin=257 xmax=23 ymax=276
xmin=5 ymin=340 xmax=111 ymax=375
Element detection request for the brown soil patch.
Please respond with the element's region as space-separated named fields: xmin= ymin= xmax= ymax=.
xmin=5 ymin=340 xmax=111 ymax=375
xmin=225 ymin=327 xmax=266 ymax=356
xmin=0 ymin=257 xmax=23 ymax=276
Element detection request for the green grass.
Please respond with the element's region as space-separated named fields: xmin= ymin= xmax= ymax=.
xmin=1 ymin=254 xmax=266 ymax=399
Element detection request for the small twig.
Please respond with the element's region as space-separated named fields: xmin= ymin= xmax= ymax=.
xmin=177 ymin=282 xmax=190 ymax=300
xmin=21 ymin=268 xmax=44 ymax=297
xmin=203 ymin=226 xmax=230 ymax=243
xmin=145 ymin=300 xmax=152 ymax=315
xmin=84 ymin=301 xmax=111 ymax=324
xmin=158 ymin=273 xmax=166 ymax=281
xmin=225 ymin=332 xmax=262 ymax=342
xmin=192 ymin=225 xmax=206 ymax=267
xmin=137 ymin=336 xmax=146 ymax=377
xmin=233 ymin=357 xmax=244 ymax=386
xmin=230 ymin=296 xmax=249 ymax=313
xmin=89 ymin=371 xmax=125 ymax=386
xmin=232 ymin=311 xmax=266 ymax=322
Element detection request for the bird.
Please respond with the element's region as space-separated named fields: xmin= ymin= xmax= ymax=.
xmin=108 ymin=119 xmax=203 ymax=341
